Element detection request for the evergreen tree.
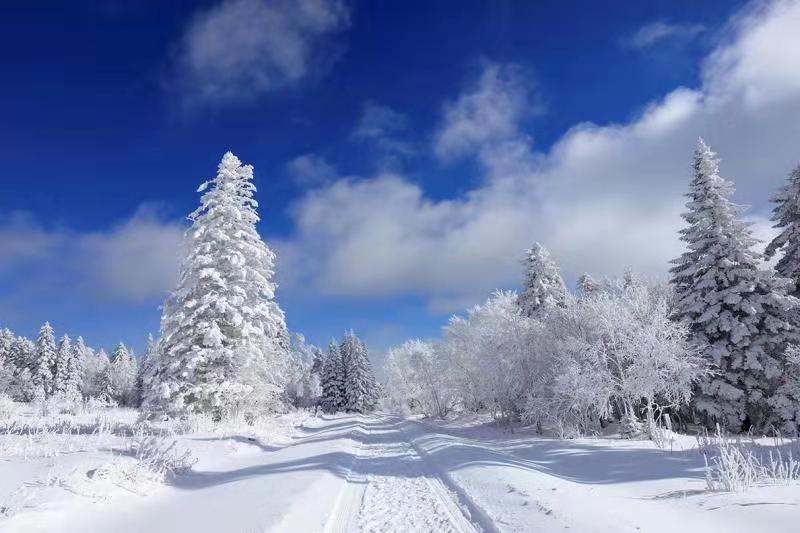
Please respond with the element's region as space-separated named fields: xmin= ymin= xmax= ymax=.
xmin=136 ymin=334 xmax=158 ymax=408
xmin=0 ymin=328 xmax=14 ymax=369
xmin=670 ymin=139 xmax=798 ymax=431
xmin=576 ymin=273 xmax=600 ymax=298
xmin=147 ymin=152 xmax=288 ymax=416
xmin=517 ymin=243 xmax=567 ymax=317
xmin=341 ymin=331 xmax=378 ymax=413
xmin=54 ymin=334 xmax=72 ymax=395
xmin=85 ymin=348 xmax=110 ymax=399
xmin=108 ymin=343 xmax=138 ymax=406
xmin=66 ymin=336 xmax=87 ymax=400
xmin=9 ymin=337 xmax=35 ymax=372
xmin=765 ymin=164 xmax=800 ymax=296
xmin=320 ymin=340 xmax=345 ymax=413
xmin=34 ymin=322 xmax=57 ymax=397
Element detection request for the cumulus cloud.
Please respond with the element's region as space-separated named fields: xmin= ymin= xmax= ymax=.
xmin=0 ymin=206 xmax=184 ymax=308
xmin=171 ymin=0 xmax=350 ymax=105
xmin=76 ymin=206 xmax=185 ymax=302
xmin=287 ymin=153 xmax=338 ymax=186
xmin=627 ymin=20 xmax=705 ymax=49
xmin=280 ymin=0 xmax=800 ymax=312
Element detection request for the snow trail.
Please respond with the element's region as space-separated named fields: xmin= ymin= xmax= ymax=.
xmin=324 ymin=415 xmax=479 ymax=533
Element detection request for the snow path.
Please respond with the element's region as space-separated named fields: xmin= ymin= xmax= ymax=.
xmin=4 ymin=414 xmax=800 ymax=532
xmin=345 ymin=415 xmax=479 ymax=533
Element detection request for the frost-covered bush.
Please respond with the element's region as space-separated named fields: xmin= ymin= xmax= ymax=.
xmin=284 ymin=334 xmax=322 ymax=409
xmin=384 ymin=272 xmax=706 ymax=437
xmin=384 ymin=340 xmax=457 ymax=419
xmin=0 ymin=393 xmax=15 ymax=420
xmin=441 ymin=291 xmax=540 ymax=424
xmin=128 ymin=431 xmax=197 ymax=480
xmin=524 ymin=280 xmax=706 ymax=437
xmin=702 ymin=425 xmax=800 ymax=491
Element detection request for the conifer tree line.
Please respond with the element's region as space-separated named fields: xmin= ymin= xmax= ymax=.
xmin=386 ymin=138 xmax=800 ymax=436
xmin=0 ymin=322 xmax=147 ymax=408
xmin=319 ymin=330 xmax=380 ymax=414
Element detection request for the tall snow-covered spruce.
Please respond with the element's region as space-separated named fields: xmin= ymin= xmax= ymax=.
xmin=34 ymin=322 xmax=57 ymax=398
xmin=670 ymin=139 xmax=798 ymax=432
xmin=766 ymin=164 xmax=800 ymax=295
xmin=320 ymin=340 xmax=345 ymax=413
xmin=517 ymin=243 xmax=567 ymax=317
xmin=145 ymin=152 xmax=288 ymax=417
xmin=341 ymin=331 xmax=378 ymax=413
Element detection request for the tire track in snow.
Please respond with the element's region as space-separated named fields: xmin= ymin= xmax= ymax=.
xmin=323 ymin=425 xmax=367 ymax=533
xmin=355 ymin=416 xmax=481 ymax=533
xmin=322 ymin=415 xmax=483 ymax=533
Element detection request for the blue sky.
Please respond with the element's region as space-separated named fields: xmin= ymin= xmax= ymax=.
xmin=3 ymin=0 xmax=800 ymax=358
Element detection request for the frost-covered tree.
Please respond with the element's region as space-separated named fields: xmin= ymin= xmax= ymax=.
xmin=320 ymin=340 xmax=345 ymax=413
xmin=284 ymin=333 xmax=322 ymax=408
xmin=8 ymin=336 xmax=34 ymax=373
xmin=34 ymin=322 xmax=57 ymax=397
xmin=54 ymin=334 xmax=72 ymax=395
xmin=147 ymin=152 xmax=288 ymax=417
xmin=765 ymin=164 xmax=800 ymax=295
xmin=341 ymin=333 xmax=378 ymax=413
xmin=0 ymin=328 xmax=14 ymax=368
xmin=135 ymin=334 xmax=158 ymax=407
xmin=518 ymin=243 xmax=567 ymax=317
xmin=104 ymin=343 xmax=138 ymax=406
xmin=7 ymin=337 xmax=36 ymax=401
xmin=65 ymin=336 xmax=87 ymax=401
xmin=385 ymin=340 xmax=456 ymax=418
xmin=670 ymin=139 xmax=798 ymax=432
xmin=83 ymin=348 xmax=109 ymax=398
xmin=576 ymin=273 xmax=600 ymax=298
xmin=441 ymin=291 xmax=539 ymax=423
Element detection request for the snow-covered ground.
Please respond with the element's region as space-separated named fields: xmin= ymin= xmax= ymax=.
xmin=2 ymin=409 xmax=799 ymax=532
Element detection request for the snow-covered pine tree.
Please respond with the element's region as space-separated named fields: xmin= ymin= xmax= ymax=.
xmin=136 ymin=334 xmax=158 ymax=408
xmin=320 ymin=340 xmax=345 ymax=413
xmin=517 ymin=243 xmax=567 ymax=317
xmin=0 ymin=328 xmax=14 ymax=369
xmin=310 ymin=346 xmax=324 ymax=376
xmin=108 ymin=343 xmax=137 ymax=406
xmin=85 ymin=348 xmax=110 ymax=399
xmin=670 ymin=139 xmax=798 ymax=432
xmin=765 ymin=164 xmax=800 ymax=296
xmin=576 ymin=273 xmax=600 ymax=298
xmin=341 ymin=331 xmax=378 ymax=413
xmin=7 ymin=337 xmax=36 ymax=402
xmin=34 ymin=322 xmax=57 ymax=397
xmin=357 ymin=338 xmax=379 ymax=411
xmin=66 ymin=336 xmax=87 ymax=401
xmin=54 ymin=334 xmax=72 ymax=395
xmin=147 ymin=152 xmax=288 ymax=417
xmin=9 ymin=336 xmax=34 ymax=373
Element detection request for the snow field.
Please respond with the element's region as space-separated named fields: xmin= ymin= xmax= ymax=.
xmin=3 ymin=409 xmax=800 ymax=532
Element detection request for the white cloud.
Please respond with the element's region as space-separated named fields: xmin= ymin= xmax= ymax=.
xmin=280 ymin=0 xmax=800 ymax=313
xmin=76 ymin=206 xmax=185 ymax=303
xmin=172 ymin=0 xmax=350 ymax=105
xmin=627 ymin=20 xmax=705 ymax=49
xmin=434 ymin=63 xmax=534 ymax=163
xmin=0 ymin=206 xmax=184 ymax=307
xmin=287 ymin=153 xmax=337 ymax=186
xmin=351 ymin=101 xmax=414 ymax=163
xmin=0 ymin=213 xmax=64 ymax=272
